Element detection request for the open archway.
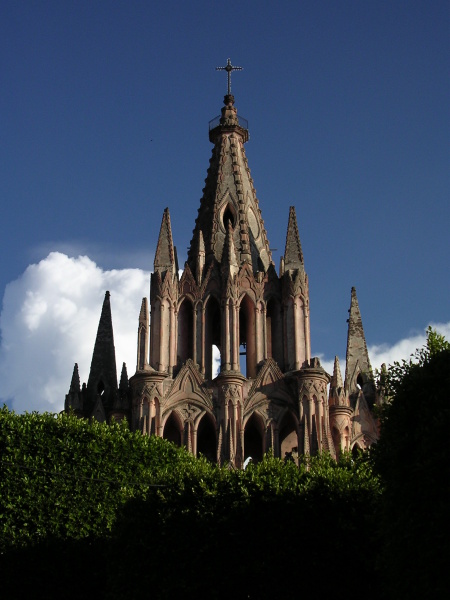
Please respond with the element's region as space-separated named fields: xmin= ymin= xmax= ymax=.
xmin=266 ymin=298 xmax=283 ymax=368
xmin=205 ymin=296 xmax=221 ymax=379
xmin=279 ymin=411 xmax=298 ymax=460
xmin=196 ymin=413 xmax=216 ymax=462
xmin=244 ymin=413 xmax=264 ymax=463
xmin=239 ymin=294 xmax=256 ymax=378
xmin=177 ymin=298 xmax=194 ymax=367
xmin=163 ymin=412 xmax=182 ymax=447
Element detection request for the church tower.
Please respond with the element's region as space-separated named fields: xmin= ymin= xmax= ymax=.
xmin=66 ymin=61 xmax=379 ymax=463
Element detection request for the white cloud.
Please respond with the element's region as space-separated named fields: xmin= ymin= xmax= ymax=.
xmin=1 ymin=252 xmax=449 ymax=414
xmin=319 ymin=321 xmax=450 ymax=380
xmin=0 ymin=252 xmax=149 ymax=414
xmin=368 ymin=321 xmax=450 ymax=372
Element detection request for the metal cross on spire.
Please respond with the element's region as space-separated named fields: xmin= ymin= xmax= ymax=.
xmin=216 ymin=58 xmax=243 ymax=95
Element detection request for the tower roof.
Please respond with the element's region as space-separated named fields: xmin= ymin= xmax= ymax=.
xmin=187 ymin=91 xmax=272 ymax=276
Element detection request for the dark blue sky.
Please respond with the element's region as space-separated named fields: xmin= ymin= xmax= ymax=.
xmin=1 ymin=0 xmax=449 ymax=363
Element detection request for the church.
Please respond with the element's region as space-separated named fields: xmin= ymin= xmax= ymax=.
xmin=65 ymin=62 xmax=379 ymax=467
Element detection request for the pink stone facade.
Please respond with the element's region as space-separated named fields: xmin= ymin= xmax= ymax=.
xmin=65 ymin=93 xmax=379 ymax=464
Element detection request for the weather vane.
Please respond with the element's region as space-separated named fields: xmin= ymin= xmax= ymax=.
xmin=216 ymin=58 xmax=243 ymax=95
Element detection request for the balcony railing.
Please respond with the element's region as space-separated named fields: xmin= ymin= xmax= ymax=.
xmin=208 ymin=114 xmax=249 ymax=131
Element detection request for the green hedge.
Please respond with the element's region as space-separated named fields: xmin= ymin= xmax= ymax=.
xmin=1 ymin=407 xmax=382 ymax=599
xmin=0 ymin=407 xmax=196 ymax=549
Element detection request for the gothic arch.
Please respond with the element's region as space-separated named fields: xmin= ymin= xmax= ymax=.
xmin=220 ymin=201 xmax=237 ymax=231
xmin=177 ymin=297 xmax=194 ymax=368
xmin=205 ymin=294 xmax=221 ymax=379
xmin=196 ymin=412 xmax=217 ymax=462
xmin=239 ymin=293 xmax=257 ymax=378
xmin=244 ymin=411 xmax=265 ymax=463
xmin=162 ymin=410 xmax=183 ymax=447
xmin=266 ymin=296 xmax=283 ymax=368
xmin=140 ymin=395 xmax=160 ymax=436
xmin=278 ymin=409 xmax=299 ymax=460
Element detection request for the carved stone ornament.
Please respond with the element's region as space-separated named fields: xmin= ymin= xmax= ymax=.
xmin=181 ymin=403 xmax=199 ymax=421
xmin=222 ymin=384 xmax=240 ymax=400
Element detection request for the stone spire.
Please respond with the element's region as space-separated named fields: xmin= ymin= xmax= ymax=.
xmin=344 ymin=287 xmax=375 ymax=406
xmin=86 ymin=291 xmax=118 ymax=407
xmin=283 ymin=206 xmax=304 ymax=271
xmin=154 ymin=208 xmax=177 ymax=280
xmin=69 ymin=363 xmax=81 ymax=393
xmin=187 ymin=93 xmax=272 ymax=276
xmin=119 ymin=363 xmax=129 ymax=392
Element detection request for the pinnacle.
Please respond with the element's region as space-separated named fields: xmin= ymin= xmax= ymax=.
xmin=86 ymin=291 xmax=118 ymax=402
xmin=70 ymin=363 xmax=81 ymax=393
xmin=139 ymin=297 xmax=148 ymax=322
xmin=119 ymin=363 xmax=129 ymax=390
xmin=284 ymin=206 xmax=304 ymax=270
xmin=154 ymin=208 xmax=176 ymax=276
xmin=332 ymin=356 xmax=344 ymax=389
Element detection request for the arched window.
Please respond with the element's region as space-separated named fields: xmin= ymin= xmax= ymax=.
xmin=222 ymin=203 xmax=236 ymax=230
xmin=150 ymin=300 xmax=161 ymax=370
xmin=205 ymin=296 xmax=221 ymax=379
xmin=239 ymin=294 xmax=256 ymax=378
xmin=138 ymin=325 xmax=147 ymax=370
xmin=266 ymin=298 xmax=283 ymax=368
xmin=177 ymin=298 xmax=194 ymax=367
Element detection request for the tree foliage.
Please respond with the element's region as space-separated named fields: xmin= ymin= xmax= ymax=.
xmin=374 ymin=328 xmax=450 ymax=598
